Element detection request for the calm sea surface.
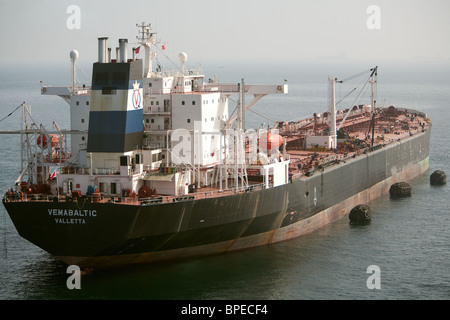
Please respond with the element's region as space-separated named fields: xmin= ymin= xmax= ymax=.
xmin=0 ymin=61 xmax=449 ymax=301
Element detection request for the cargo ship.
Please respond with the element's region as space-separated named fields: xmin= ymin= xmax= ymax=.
xmin=2 ymin=23 xmax=431 ymax=269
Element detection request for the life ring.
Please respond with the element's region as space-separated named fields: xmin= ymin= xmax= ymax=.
xmin=277 ymin=85 xmax=282 ymax=91
xmin=42 ymin=87 xmax=47 ymax=93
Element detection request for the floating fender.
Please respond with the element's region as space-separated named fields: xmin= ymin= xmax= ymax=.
xmin=349 ymin=204 xmax=371 ymax=225
xmin=430 ymin=170 xmax=446 ymax=186
xmin=389 ymin=182 xmax=412 ymax=198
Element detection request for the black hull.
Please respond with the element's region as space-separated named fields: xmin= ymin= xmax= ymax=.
xmin=4 ymin=128 xmax=431 ymax=268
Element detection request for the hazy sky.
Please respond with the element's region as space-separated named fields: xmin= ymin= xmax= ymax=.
xmin=1 ymin=0 xmax=449 ymax=69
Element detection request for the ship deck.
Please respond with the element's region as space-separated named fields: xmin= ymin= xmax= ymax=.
xmin=285 ymin=107 xmax=429 ymax=175
xmin=3 ymin=107 xmax=430 ymax=205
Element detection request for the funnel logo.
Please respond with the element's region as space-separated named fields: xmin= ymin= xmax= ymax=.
xmin=132 ymin=81 xmax=142 ymax=109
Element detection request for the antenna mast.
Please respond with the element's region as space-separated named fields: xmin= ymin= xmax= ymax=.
xmin=70 ymin=50 xmax=79 ymax=94
xmin=137 ymin=22 xmax=157 ymax=78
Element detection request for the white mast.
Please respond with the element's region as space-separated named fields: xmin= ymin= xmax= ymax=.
xmin=137 ymin=22 xmax=157 ymax=78
xmin=328 ymin=76 xmax=337 ymax=149
xmin=70 ymin=50 xmax=79 ymax=94
xmin=238 ymin=78 xmax=245 ymax=131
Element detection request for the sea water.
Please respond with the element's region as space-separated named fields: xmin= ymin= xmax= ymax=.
xmin=0 ymin=62 xmax=449 ymax=300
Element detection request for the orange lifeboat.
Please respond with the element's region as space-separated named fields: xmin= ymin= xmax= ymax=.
xmin=37 ymin=134 xmax=59 ymax=149
xmin=259 ymin=132 xmax=284 ymax=151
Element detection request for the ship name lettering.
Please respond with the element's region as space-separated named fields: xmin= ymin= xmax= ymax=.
xmin=48 ymin=209 xmax=97 ymax=217
xmin=55 ymin=218 xmax=86 ymax=225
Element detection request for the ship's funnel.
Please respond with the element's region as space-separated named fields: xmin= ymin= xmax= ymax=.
xmin=98 ymin=37 xmax=108 ymax=63
xmin=119 ymin=39 xmax=128 ymax=63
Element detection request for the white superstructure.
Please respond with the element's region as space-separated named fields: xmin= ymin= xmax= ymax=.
xmin=38 ymin=22 xmax=289 ymax=199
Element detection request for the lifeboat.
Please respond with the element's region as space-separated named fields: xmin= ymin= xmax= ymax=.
xmin=37 ymin=134 xmax=59 ymax=149
xmin=259 ymin=132 xmax=284 ymax=151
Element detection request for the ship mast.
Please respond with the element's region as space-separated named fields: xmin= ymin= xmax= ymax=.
xmin=136 ymin=22 xmax=157 ymax=78
xmin=371 ymin=67 xmax=377 ymax=110
xmin=336 ymin=67 xmax=378 ymax=132
xmin=237 ymin=79 xmax=245 ymax=131
xmin=370 ymin=66 xmax=378 ymax=146
xmin=70 ymin=50 xmax=79 ymax=94
xmin=328 ymin=76 xmax=337 ymax=149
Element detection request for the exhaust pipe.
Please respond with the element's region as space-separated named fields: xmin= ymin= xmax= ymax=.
xmin=119 ymin=39 xmax=128 ymax=63
xmin=97 ymin=37 xmax=108 ymax=63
